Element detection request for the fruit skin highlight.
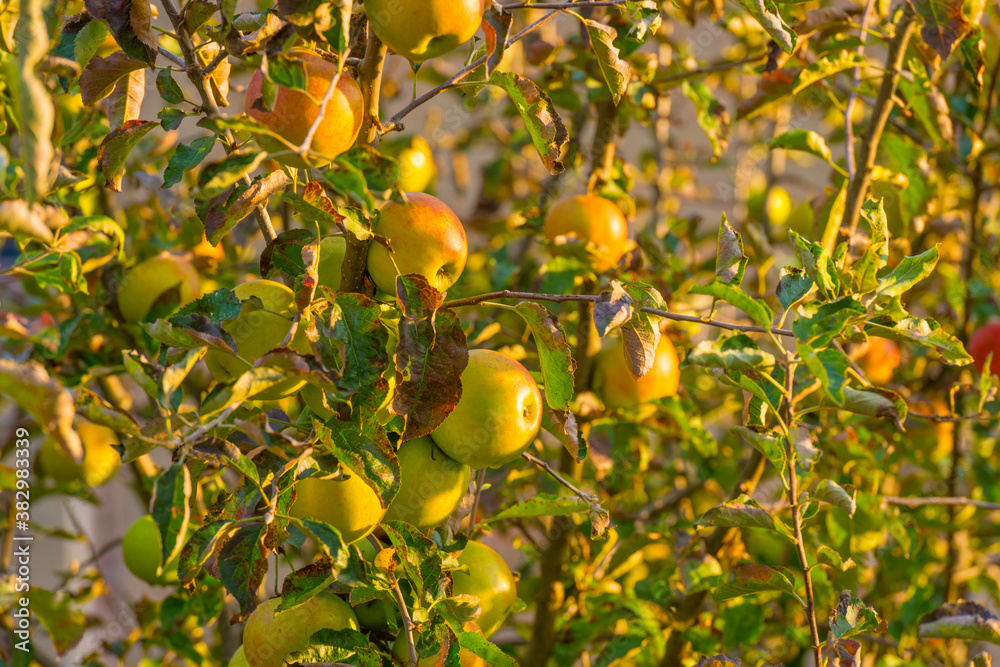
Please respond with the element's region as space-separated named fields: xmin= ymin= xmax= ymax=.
xmin=452 ymin=542 xmax=517 ymax=637
xmin=116 ymin=252 xmax=200 ymax=323
xmin=383 ymin=436 xmax=471 ymax=530
xmin=244 ymin=49 xmax=364 ymax=168
xmin=543 ymin=194 xmax=630 ymax=271
xmin=242 ymin=594 xmax=359 ymax=667
xmin=365 ymin=0 xmax=486 ymax=62
xmin=290 ymin=470 xmax=386 ymax=544
xmin=431 ymin=350 xmax=542 ymax=469
xmin=366 ymin=193 xmax=468 ymax=297
xmin=122 ymin=515 xmax=180 ymax=585
xmin=37 ymin=419 xmax=121 ymax=487
xmin=969 ymin=321 xmax=1000 ymax=374
xmin=592 ymin=335 xmax=680 ymax=410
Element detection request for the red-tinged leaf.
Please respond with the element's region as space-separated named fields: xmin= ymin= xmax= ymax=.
xmin=912 ymin=0 xmax=971 ymax=60
xmin=284 ymin=182 xmax=374 ymax=241
xmin=83 ymin=0 xmax=156 ymax=64
xmin=481 ymin=3 xmax=512 ymax=79
xmin=97 ymin=119 xmax=157 ymax=191
xmin=80 ymin=50 xmax=147 ymax=105
xmin=203 ymin=170 xmax=291 ymax=243
xmin=315 ymin=419 xmax=401 ymax=509
xmin=486 ymin=72 xmax=568 ymax=175
xmin=105 ymin=68 xmax=144 ymax=129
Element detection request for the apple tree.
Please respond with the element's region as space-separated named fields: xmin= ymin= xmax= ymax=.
xmin=1 ymin=0 xmax=999 ymax=665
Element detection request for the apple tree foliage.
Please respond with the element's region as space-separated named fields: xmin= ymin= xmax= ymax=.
xmin=1 ymin=0 xmax=1000 ymax=665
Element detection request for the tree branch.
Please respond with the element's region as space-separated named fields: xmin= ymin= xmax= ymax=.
xmin=884 ymin=496 xmax=1000 ymax=511
xmin=368 ymin=534 xmax=417 ymax=667
xmin=466 ymin=468 xmax=487 ymax=538
xmin=522 ymin=452 xmax=599 ymax=504
xmin=356 ymin=26 xmax=388 ymax=146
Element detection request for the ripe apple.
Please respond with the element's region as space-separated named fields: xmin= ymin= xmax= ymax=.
xmin=431 ymin=350 xmax=542 ymax=469
xmin=290 ymin=470 xmax=386 ymax=544
xmin=391 ymin=623 xmax=486 ymax=666
xmin=969 ymin=321 xmax=1000 ymax=374
xmin=317 ymin=235 xmax=347 ymax=292
xmin=116 ymin=252 xmax=200 ymax=323
xmin=765 ymin=186 xmax=792 ymax=227
xmin=228 ymin=646 xmax=249 ymax=667
xmin=383 ymin=136 xmax=436 ymax=193
xmin=242 ymin=593 xmax=359 ymax=667
xmin=366 ymin=193 xmax=468 ymax=297
xmin=543 ymin=194 xmax=629 ymax=271
xmin=37 ymin=419 xmax=120 ymax=487
xmin=245 ymin=49 xmax=364 ymax=168
xmin=384 ymin=436 xmax=471 ymax=530
xmin=365 ymin=0 xmax=486 ymax=62
xmin=592 ymin=334 xmax=680 ymax=410
xmin=122 ymin=515 xmax=180 ymax=585
xmin=858 ymin=336 xmax=901 ymax=384
xmin=204 ymin=280 xmax=311 ymax=400
xmin=452 ymin=541 xmax=517 ymax=637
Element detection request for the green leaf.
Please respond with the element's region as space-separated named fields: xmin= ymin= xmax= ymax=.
xmin=792 ymin=232 xmax=839 ymax=298
xmin=314 ymin=421 xmax=400 ymax=510
xmin=732 ymin=425 xmax=788 ymax=487
xmin=515 ymin=302 xmax=576 ymax=410
xmin=459 ymin=632 xmax=519 ymax=667
xmin=739 ymin=51 xmax=863 ymax=119
xmin=196 ymin=151 xmax=269 ymax=199
xmin=713 ymin=563 xmax=803 ymax=604
xmin=203 ymin=171 xmax=292 ymax=245
xmin=851 ymin=199 xmax=889 ymax=293
xmin=190 ymin=436 xmax=260 ymax=483
xmin=285 ymin=182 xmax=372 ymax=240
xmin=682 ymin=80 xmax=730 ymax=160
xmin=684 ymin=333 xmax=777 ymax=371
xmin=339 ymin=145 xmax=398 ymax=192
xmin=830 ymin=591 xmax=888 ymax=639
xmin=715 ymin=213 xmax=746 ymax=286
xmin=97 ymin=119 xmax=157 ymax=192
xmin=151 ymin=463 xmax=192 ymax=568
xmin=155 ymin=67 xmax=185 ymax=104
xmin=618 ymin=280 xmax=667 ymax=379
xmin=814 ymin=479 xmax=856 ymax=516
xmin=484 ymin=494 xmax=589 ymax=524
xmin=735 ymin=0 xmax=796 ymax=53
xmin=840 ymin=386 xmax=907 ymax=428
xmin=919 ymin=601 xmax=1000 ymax=643
xmin=797 ymin=341 xmax=850 ymax=404
xmin=325 ymin=293 xmax=392 ymax=418
xmin=15 ymin=0 xmax=54 ymax=202
xmin=770 ymin=129 xmax=840 ymax=172
xmin=163 ymin=135 xmax=217 ymax=188
xmin=776 ymin=266 xmax=813 ymax=309
xmin=485 ymin=71 xmax=568 ymax=175
xmin=868 ymin=317 xmax=971 ymax=366
xmin=690 ymin=280 xmax=773 ymax=330
xmin=877 ymin=246 xmax=940 ymax=297
xmin=178 ymin=519 xmax=236 ymax=582
xmin=698 ymin=494 xmax=778 ymax=532
xmin=218 ymin=522 xmax=270 ymax=616
xmin=582 ymin=20 xmax=631 ymax=105
xmin=73 ymin=18 xmax=109 ymax=68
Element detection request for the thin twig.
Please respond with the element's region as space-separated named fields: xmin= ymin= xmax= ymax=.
xmin=884 ymin=496 xmax=1000 ymax=511
xmin=654 ymin=53 xmax=769 ymax=87
xmin=297 ymin=67 xmax=344 ymax=158
xmin=443 ymin=290 xmax=795 ymax=337
xmin=466 ymin=468 xmax=487 ymax=538
xmin=369 ymin=535 xmax=417 ymax=667
xmin=504 ymin=0 xmax=629 ymax=7
xmin=522 ymin=452 xmax=598 ymax=503
xmin=907 ymin=410 xmax=996 ymax=424
xmin=158 ymin=46 xmax=185 ymax=69
xmin=844 ymin=0 xmax=875 ymax=182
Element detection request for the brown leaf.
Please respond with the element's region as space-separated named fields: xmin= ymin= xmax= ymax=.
xmin=80 ymin=50 xmax=147 ymax=105
xmin=912 ymin=0 xmax=971 ymax=61
xmin=83 ymin=0 xmax=156 ymax=64
xmin=224 ymin=12 xmax=286 ymax=57
xmin=0 ymin=358 xmax=82 ymax=462
xmin=794 ymin=7 xmax=850 ymax=37
xmin=196 ymin=42 xmax=230 ymax=107
xmin=0 ymin=199 xmax=69 ymax=241
xmin=204 ymin=170 xmax=291 ymax=244
xmin=105 ymin=67 xmax=145 ymax=129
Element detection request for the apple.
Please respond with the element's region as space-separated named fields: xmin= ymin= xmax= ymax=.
xmin=290 ymin=469 xmax=387 ymax=544
xmin=204 ymin=280 xmax=311 ymax=400
xmin=245 ymin=49 xmax=364 ymax=168
xmin=592 ymin=334 xmax=680 ymax=410
xmin=764 ymin=186 xmax=792 ymax=227
xmin=317 ymin=235 xmax=347 ymax=292
xmin=365 ymin=0 xmax=486 ymax=62
xmin=242 ymin=593 xmax=359 ymax=667
xmin=969 ymin=321 xmax=1000 ymax=374
xmin=391 ymin=623 xmax=486 ymax=666
xmin=122 ymin=515 xmax=180 ymax=585
xmin=384 ymin=436 xmax=471 ymax=530
xmin=192 ymin=235 xmax=226 ymax=273
xmin=383 ymin=136 xmax=436 ymax=193
xmin=452 ymin=541 xmax=517 ymax=637
xmin=431 ymin=350 xmax=542 ymax=469
xmin=116 ymin=252 xmax=200 ymax=323
xmin=366 ymin=193 xmax=468 ymax=297
xmin=543 ymin=194 xmax=629 ymax=271
xmin=858 ymin=336 xmax=901 ymax=384
xmin=37 ymin=419 xmax=121 ymax=487
xmin=228 ymin=646 xmax=249 ymax=667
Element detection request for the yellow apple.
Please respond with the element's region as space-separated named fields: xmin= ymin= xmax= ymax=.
xmin=204 ymin=280 xmax=311 ymax=400
xmin=245 ymin=49 xmax=364 ymax=168
xmin=543 ymin=194 xmax=629 ymax=271
xmin=592 ymin=335 xmax=680 ymax=410
xmin=452 ymin=542 xmax=517 ymax=637
xmin=37 ymin=419 xmax=120 ymax=487
xmin=431 ymin=350 xmax=542 ymax=469
xmin=366 ymin=0 xmax=486 ymax=62
xmin=383 ymin=136 xmax=436 ymax=193
xmin=116 ymin=252 xmax=200 ymax=323
xmin=122 ymin=515 xmax=180 ymax=585
xmin=366 ymin=193 xmax=468 ymax=297
xmin=242 ymin=594 xmax=359 ymax=667
xmin=290 ymin=470 xmax=386 ymax=544
xmin=384 ymin=436 xmax=470 ymax=530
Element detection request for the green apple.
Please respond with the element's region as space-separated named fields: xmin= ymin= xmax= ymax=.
xmin=384 ymin=436 xmax=470 ymax=530
xmin=592 ymin=335 xmax=680 ymax=410
xmin=431 ymin=350 xmax=542 ymax=469
xmin=228 ymin=646 xmax=249 ymax=667
xmin=245 ymin=49 xmax=364 ymax=168
xmin=366 ymin=193 xmax=468 ymax=297
xmin=452 ymin=542 xmax=517 ymax=637
xmin=317 ymin=235 xmax=347 ymax=292
xmin=37 ymin=419 xmax=121 ymax=487
xmin=242 ymin=594 xmax=359 ymax=667
xmin=290 ymin=470 xmax=386 ymax=544
xmin=117 ymin=252 xmax=200 ymax=322
xmin=204 ymin=280 xmax=311 ymax=400
xmin=122 ymin=515 xmax=180 ymax=585
xmin=544 ymin=194 xmax=630 ymax=271
xmin=366 ymin=0 xmax=486 ymax=62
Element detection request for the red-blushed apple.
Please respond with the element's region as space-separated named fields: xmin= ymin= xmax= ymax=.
xmin=366 ymin=193 xmax=467 ymax=297
xmin=969 ymin=321 xmax=1000 ymax=374
xmin=242 ymin=594 xmax=359 ymax=667
xmin=544 ymin=194 xmax=630 ymax=271
xmin=116 ymin=252 xmax=200 ymax=322
xmin=290 ymin=469 xmax=386 ymax=544
xmin=365 ymin=0 xmax=486 ymax=62
xmin=204 ymin=280 xmax=311 ymax=400
xmin=245 ymin=49 xmax=363 ymax=168
xmin=452 ymin=542 xmax=517 ymax=637
xmin=592 ymin=334 xmax=680 ymax=410
xmin=431 ymin=349 xmax=542 ymax=469
xmin=383 ymin=436 xmax=470 ymax=530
